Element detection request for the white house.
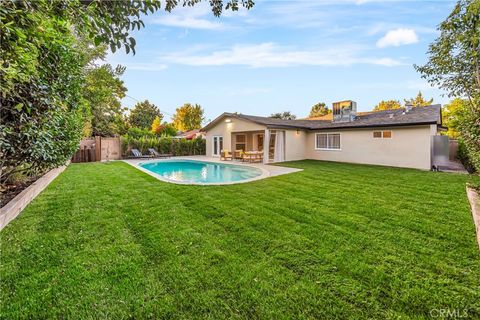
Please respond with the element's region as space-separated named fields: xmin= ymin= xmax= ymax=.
xmin=201 ymin=101 xmax=447 ymax=170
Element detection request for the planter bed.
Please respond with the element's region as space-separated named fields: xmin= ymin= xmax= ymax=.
xmin=0 ymin=165 xmax=67 ymax=231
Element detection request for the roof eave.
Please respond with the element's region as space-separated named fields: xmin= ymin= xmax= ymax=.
xmin=200 ymin=112 xmax=230 ymax=132
xmin=202 ymin=113 xmax=270 ymax=132
xmin=266 ymin=124 xmax=309 ymax=130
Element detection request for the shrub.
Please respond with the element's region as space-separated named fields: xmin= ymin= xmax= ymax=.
xmin=458 ymin=105 xmax=480 ymax=173
xmin=458 ymin=139 xmax=476 ymax=173
xmin=121 ymin=136 xmax=205 ymax=157
xmin=1 ymin=3 xmax=86 ymax=184
xmin=125 ymin=127 xmax=156 ymax=139
xmin=160 ymin=123 xmax=178 ymax=137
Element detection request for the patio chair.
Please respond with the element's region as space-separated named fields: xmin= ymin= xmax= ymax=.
xmin=251 ymin=151 xmax=263 ymax=163
xmin=242 ymin=151 xmax=253 ymax=162
xmin=220 ymin=150 xmax=233 ymax=161
xmin=148 ymin=148 xmax=173 ymax=158
xmin=128 ymin=148 xmax=152 ymax=159
xmin=234 ymin=150 xmax=243 ymax=160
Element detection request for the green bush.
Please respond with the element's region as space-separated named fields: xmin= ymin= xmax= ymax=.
xmin=458 ymin=106 xmax=480 ymax=173
xmin=125 ymin=127 xmax=156 ymax=139
xmin=458 ymin=140 xmax=475 ymax=173
xmin=121 ymin=136 xmax=205 ymax=157
xmin=1 ymin=2 xmax=86 ymax=184
xmin=448 ymin=101 xmax=480 ymax=174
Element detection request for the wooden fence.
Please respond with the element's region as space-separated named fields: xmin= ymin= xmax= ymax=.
xmin=71 ymin=137 xmax=121 ymax=163
xmin=449 ymin=140 xmax=458 ymax=160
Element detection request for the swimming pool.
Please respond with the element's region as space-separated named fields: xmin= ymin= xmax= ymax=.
xmin=139 ymin=160 xmax=265 ymax=184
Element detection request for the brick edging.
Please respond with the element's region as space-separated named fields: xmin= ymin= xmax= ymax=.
xmin=466 ymin=186 xmax=480 ymax=250
xmin=0 ymin=165 xmax=67 ymax=231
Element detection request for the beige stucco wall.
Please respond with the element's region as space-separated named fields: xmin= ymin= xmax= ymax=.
xmin=284 ymin=130 xmax=307 ymax=161
xmin=305 ymin=125 xmax=435 ymax=170
xmin=205 ymin=116 xmax=436 ymax=169
xmin=205 ymin=117 xmax=266 ymax=156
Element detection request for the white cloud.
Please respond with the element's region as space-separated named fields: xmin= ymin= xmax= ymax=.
xmin=107 ymin=61 xmax=168 ymax=72
xmin=151 ymin=3 xmax=225 ymax=30
xmin=160 ymin=43 xmax=405 ymax=68
xmin=376 ymin=28 xmax=419 ymax=47
xmin=154 ymin=15 xmax=224 ymax=30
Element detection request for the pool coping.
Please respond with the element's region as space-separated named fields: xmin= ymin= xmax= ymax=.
xmin=123 ymin=156 xmax=302 ymax=186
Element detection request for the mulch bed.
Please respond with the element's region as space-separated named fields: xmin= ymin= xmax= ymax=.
xmin=1 ymin=176 xmax=40 ymax=208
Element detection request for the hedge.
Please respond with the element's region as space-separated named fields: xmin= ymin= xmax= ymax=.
xmin=121 ymin=136 xmax=206 ymax=157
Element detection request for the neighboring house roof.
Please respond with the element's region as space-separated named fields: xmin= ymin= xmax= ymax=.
xmin=175 ymin=129 xmax=204 ymax=139
xmin=201 ymin=105 xmax=442 ymax=131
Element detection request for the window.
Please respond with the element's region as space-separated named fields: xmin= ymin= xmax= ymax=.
xmin=235 ymin=134 xmax=246 ymax=151
xmin=382 ymin=131 xmax=392 ymax=138
xmin=373 ymin=131 xmax=392 ymax=139
xmin=315 ymin=133 xmax=340 ymax=150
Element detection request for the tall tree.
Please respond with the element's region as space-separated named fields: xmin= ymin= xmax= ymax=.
xmin=37 ymin=0 xmax=254 ymax=55
xmin=442 ymin=98 xmax=468 ymax=139
xmin=270 ymin=111 xmax=297 ymax=120
xmin=373 ymin=100 xmax=402 ymax=111
xmin=309 ymin=103 xmax=331 ymax=117
xmin=83 ymin=64 xmax=128 ymax=137
xmin=415 ymin=0 xmax=479 ymax=171
xmin=161 ymin=122 xmax=178 ymax=137
xmin=404 ymin=91 xmax=434 ymax=107
xmin=151 ymin=116 xmax=163 ymax=135
xmin=172 ymin=103 xmax=205 ymax=131
xmin=0 ymin=0 xmax=253 ymax=186
xmin=129 ymin=100 xmax=163 ymax=129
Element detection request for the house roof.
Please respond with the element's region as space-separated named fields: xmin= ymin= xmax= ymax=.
xmin=178 ymin=129 xmax=200 ymax=136
xmin=304 ymin=111 xmax=373 ymax=121
xmin=174 ymin=129 xmax=204 ymax=139
xmin=201 ymin=105 xmax=442 ymax=131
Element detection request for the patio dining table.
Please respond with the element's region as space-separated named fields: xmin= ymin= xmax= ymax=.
xmin=242 ymin=151 xmax=264 ymax=163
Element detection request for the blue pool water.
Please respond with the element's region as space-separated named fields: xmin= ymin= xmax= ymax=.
xmin=140 ymin=160 xmax=263 ymax=184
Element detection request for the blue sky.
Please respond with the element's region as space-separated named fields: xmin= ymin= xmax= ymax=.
xmin=106 ymin=0 xmax=457 ymax=122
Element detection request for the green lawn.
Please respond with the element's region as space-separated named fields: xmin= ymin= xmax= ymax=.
xmin=1 ymin=160 xmax=479 ymax=319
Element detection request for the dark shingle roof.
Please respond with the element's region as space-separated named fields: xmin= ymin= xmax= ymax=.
xmin=202 ymin=105 xmax=442 ymax=131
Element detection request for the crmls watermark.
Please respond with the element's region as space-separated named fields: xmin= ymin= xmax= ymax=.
xmin=429 ymin=308 xmax=469 ymax=318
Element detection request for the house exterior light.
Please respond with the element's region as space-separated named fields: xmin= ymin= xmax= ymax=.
xmin=225 ymin=118 xmax=232 ymax=123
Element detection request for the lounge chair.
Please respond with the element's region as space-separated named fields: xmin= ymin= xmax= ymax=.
xmin=148 ymin=148 xmax=173 ymax=158
xmin=220 ymin=149 xmax=233 ymax=161
xmin=128 ymin=148 xmax=152 ymax=159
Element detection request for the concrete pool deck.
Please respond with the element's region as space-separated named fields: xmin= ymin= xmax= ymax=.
xmin=123 ymin=156 xmax=303 ymax=185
